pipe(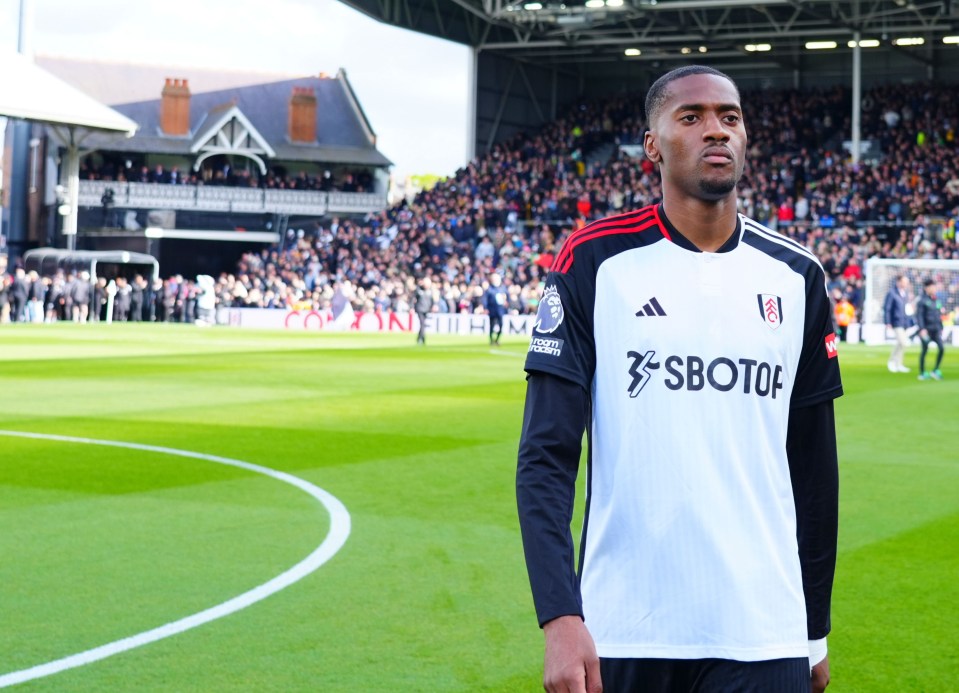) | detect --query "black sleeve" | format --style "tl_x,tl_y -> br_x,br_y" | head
786,398 -> 839,641
516,371 -> 590,627
524,269 -> 596,391
791,265 -> 843,409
